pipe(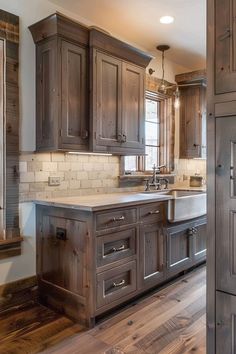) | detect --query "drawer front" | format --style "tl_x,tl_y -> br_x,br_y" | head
96,208 -> 137,231
97,228 -> 137,268
140,202 -> 165,224
96,261 -> 137,309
